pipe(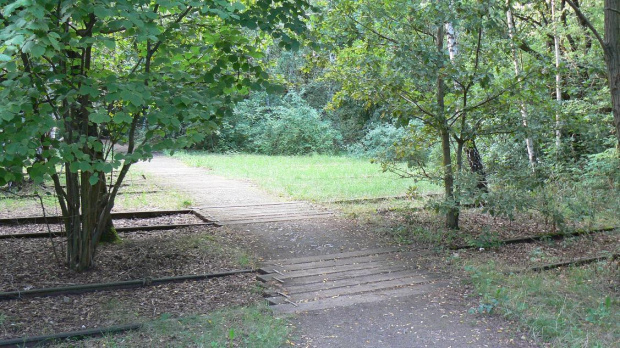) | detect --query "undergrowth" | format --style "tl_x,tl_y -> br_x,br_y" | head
53,305 -> 290,348
464,261 -> 619,347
